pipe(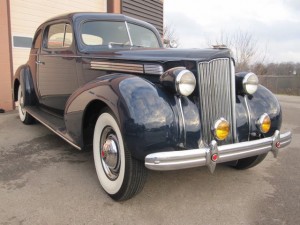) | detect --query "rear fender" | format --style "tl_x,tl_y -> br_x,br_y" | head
15,65 -> 38,106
